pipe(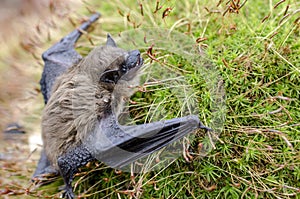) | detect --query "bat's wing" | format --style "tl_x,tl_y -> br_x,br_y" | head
40,13 -> 100,103
85,113 -> 211,170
